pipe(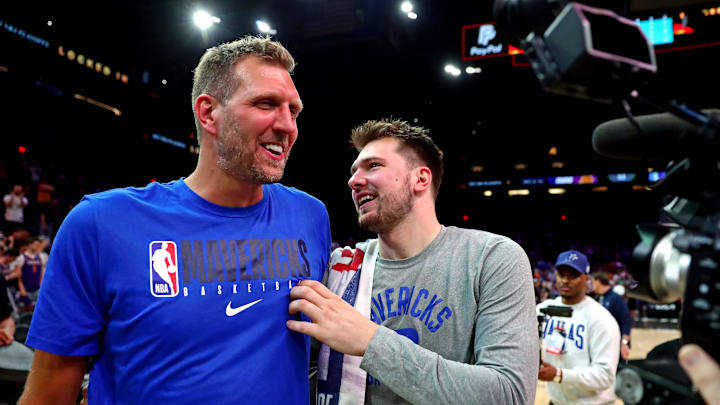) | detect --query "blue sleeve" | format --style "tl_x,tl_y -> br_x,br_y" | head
25,198 -> 106,356
613,295 -> 633,336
